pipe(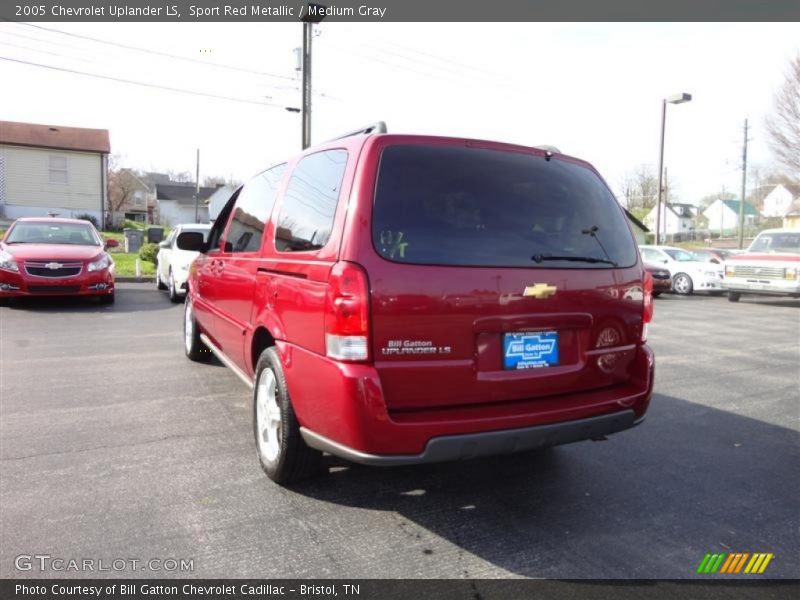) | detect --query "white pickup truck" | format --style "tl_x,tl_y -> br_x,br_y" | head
723,229 -> 800,302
